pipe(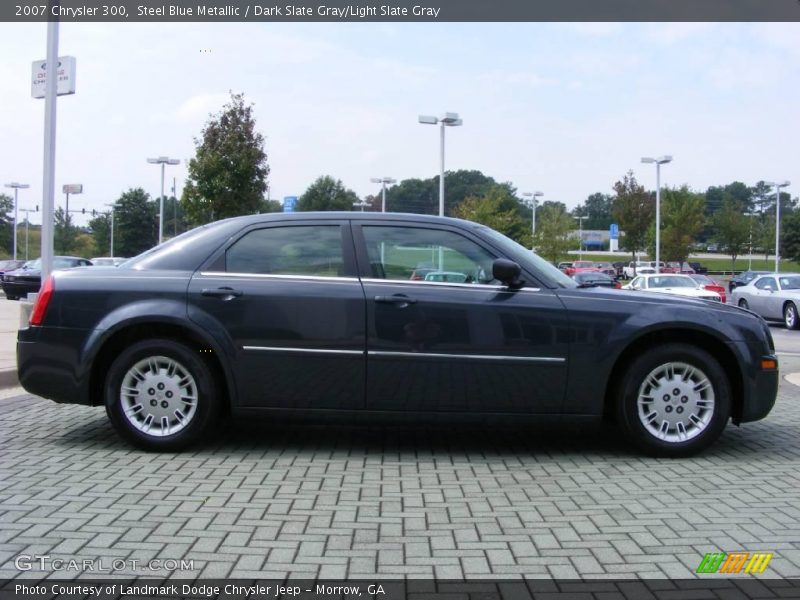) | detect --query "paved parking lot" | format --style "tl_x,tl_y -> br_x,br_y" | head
1,348 -> 799,581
